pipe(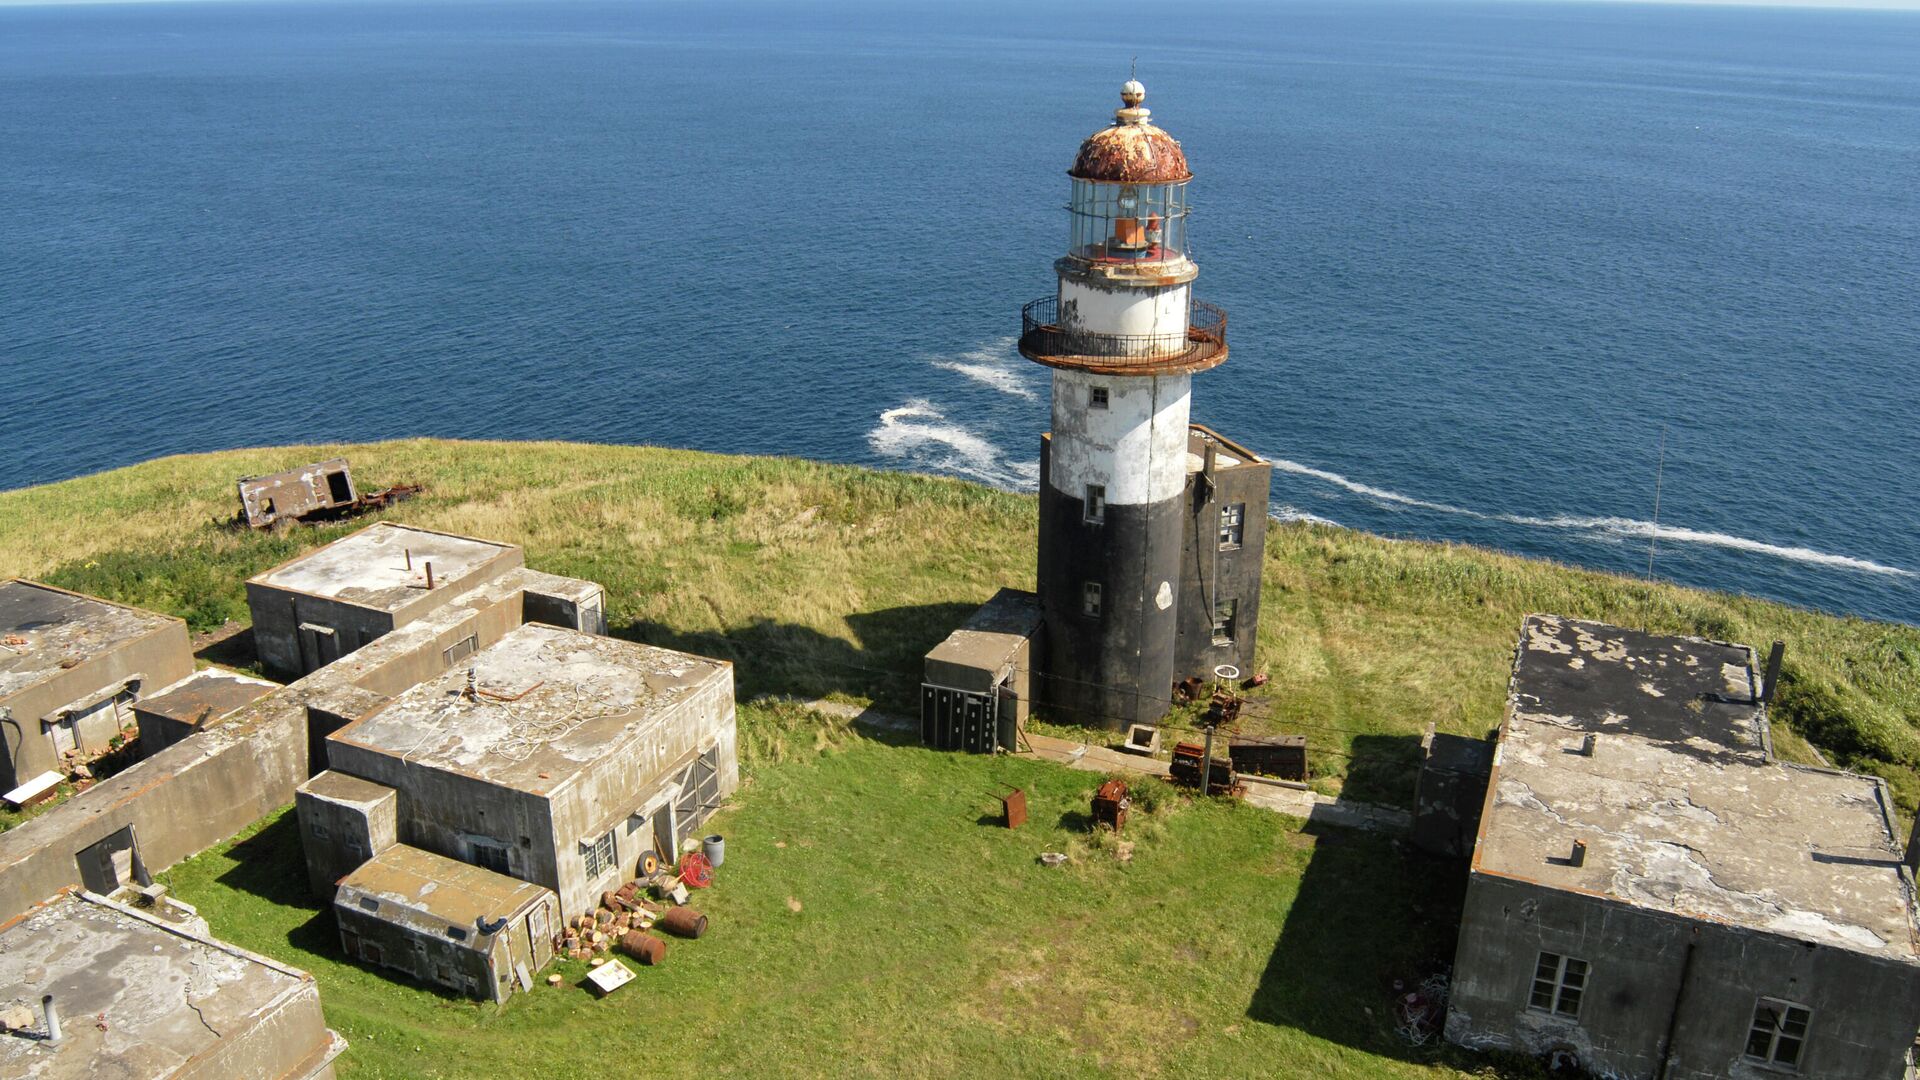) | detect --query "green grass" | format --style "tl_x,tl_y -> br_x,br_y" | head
163,702 -> 1500,1079
6,439 -> 1912,1077
2,438 -> 1912,814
